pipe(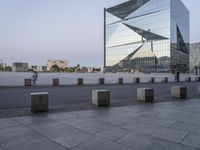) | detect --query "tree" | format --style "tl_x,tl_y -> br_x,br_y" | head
51,65 -> 61,72
64,67 -> 75,73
